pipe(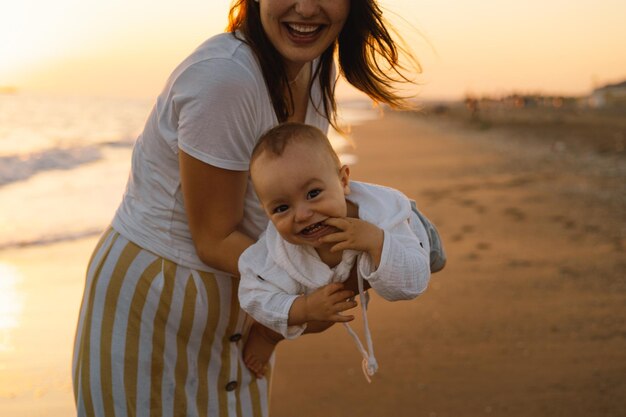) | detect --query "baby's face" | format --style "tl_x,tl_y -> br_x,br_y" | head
251,141 -> 350,248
